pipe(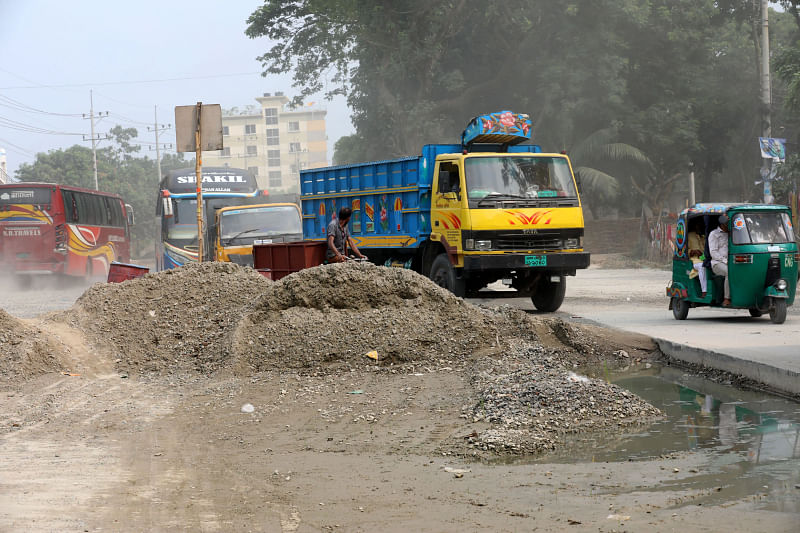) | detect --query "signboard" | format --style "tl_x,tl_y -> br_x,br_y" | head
758,137 -> 786,162
175,103 -> 223,152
